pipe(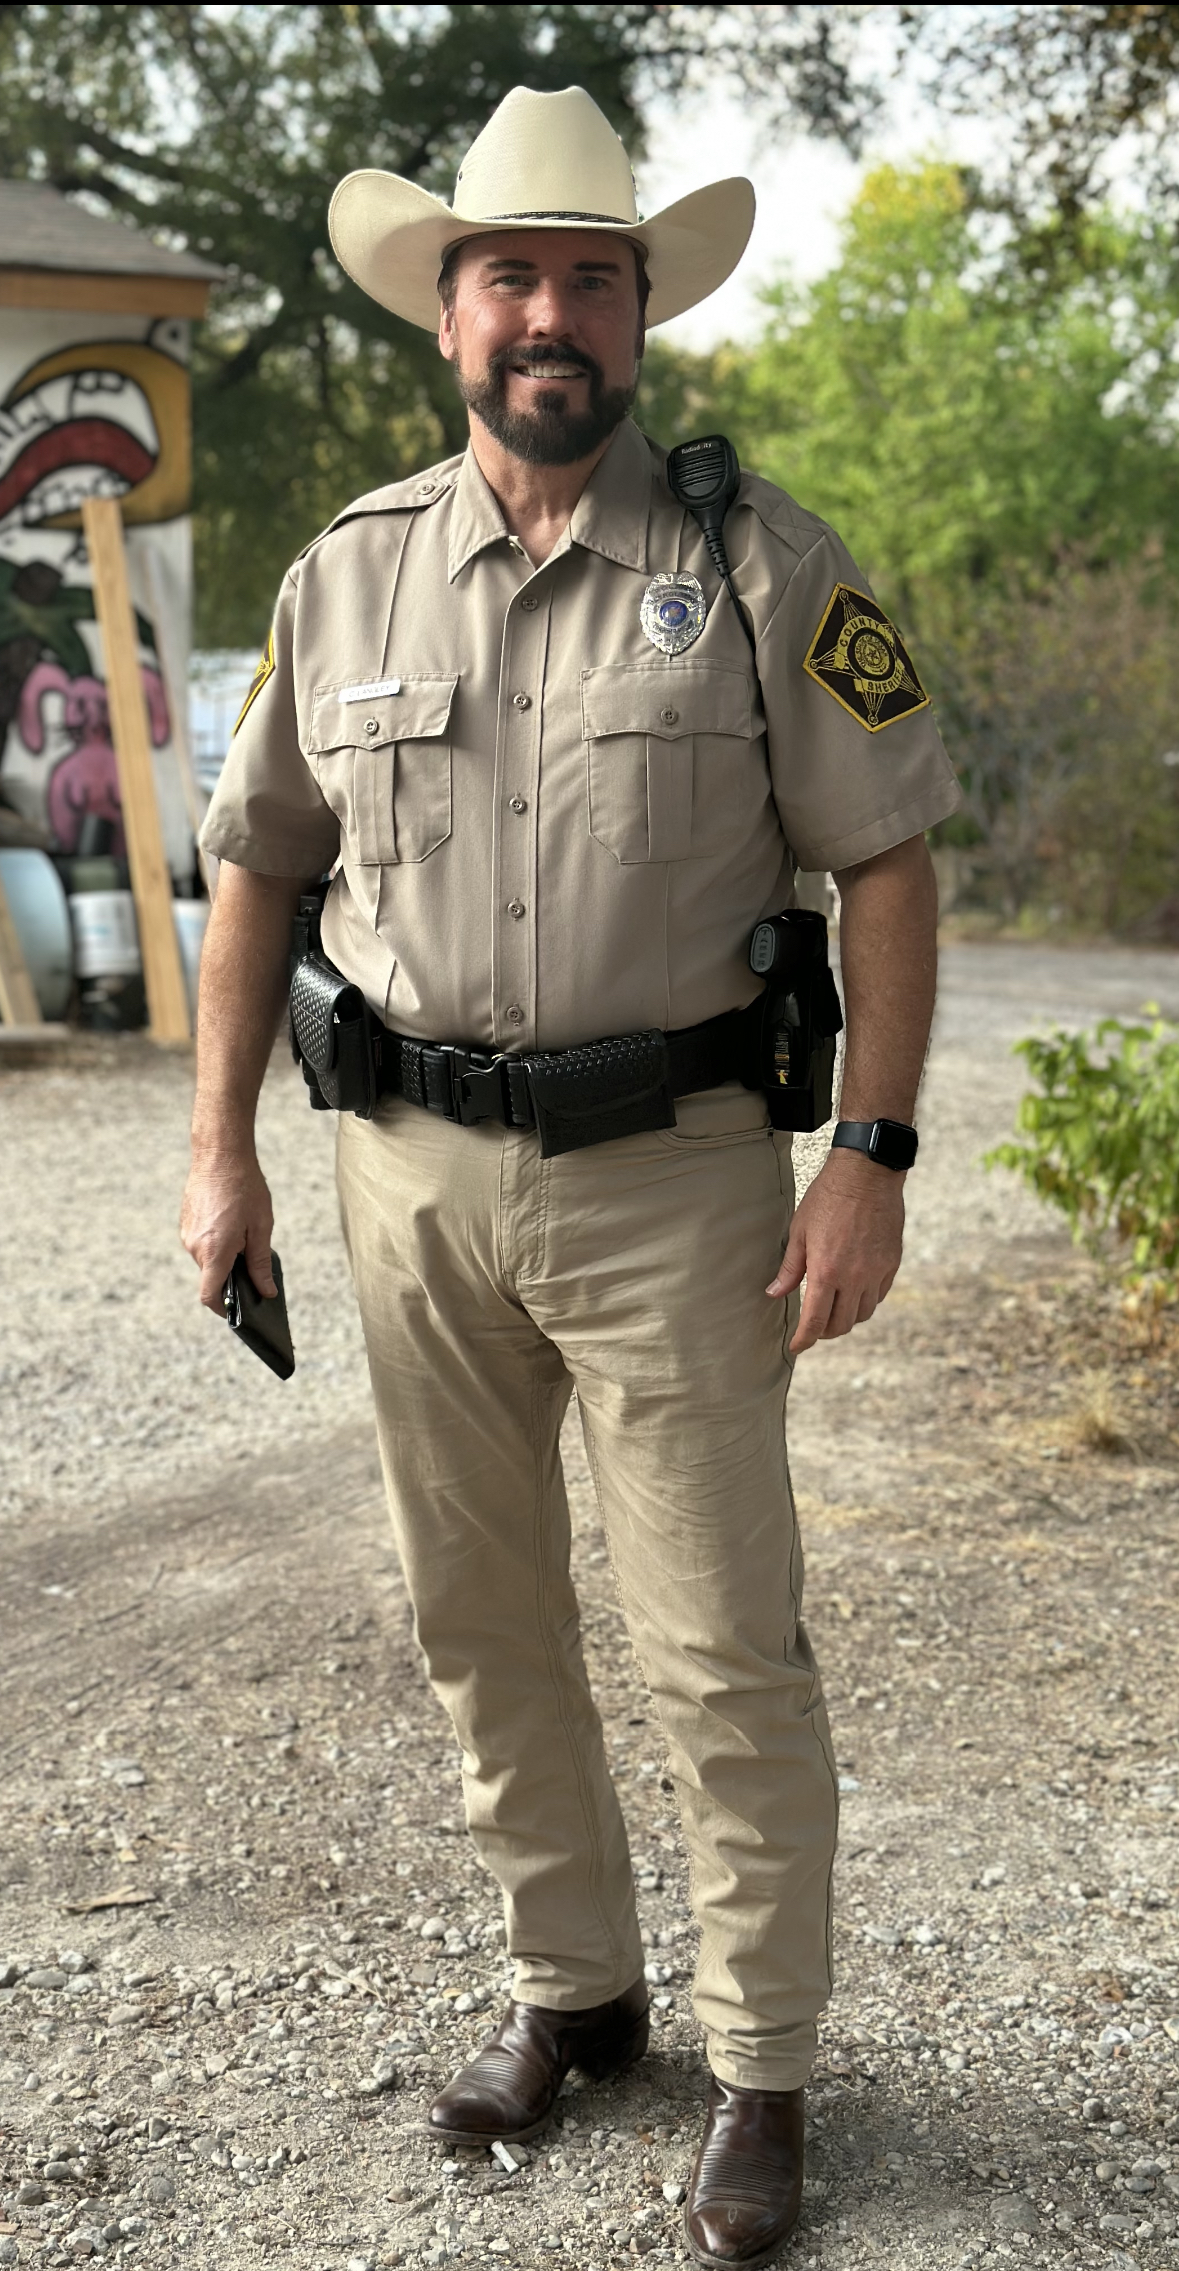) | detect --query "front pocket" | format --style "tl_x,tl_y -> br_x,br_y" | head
306,675 -> 457,865
582,661 -> 758,864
